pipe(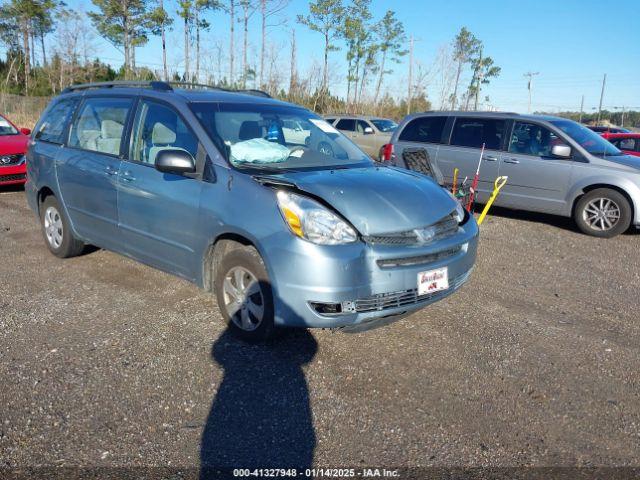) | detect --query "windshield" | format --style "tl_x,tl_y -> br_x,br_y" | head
370,118 -> 397,133
0,116 -> 18,136
550,119 -> 623,157
190,103 -> 373,171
